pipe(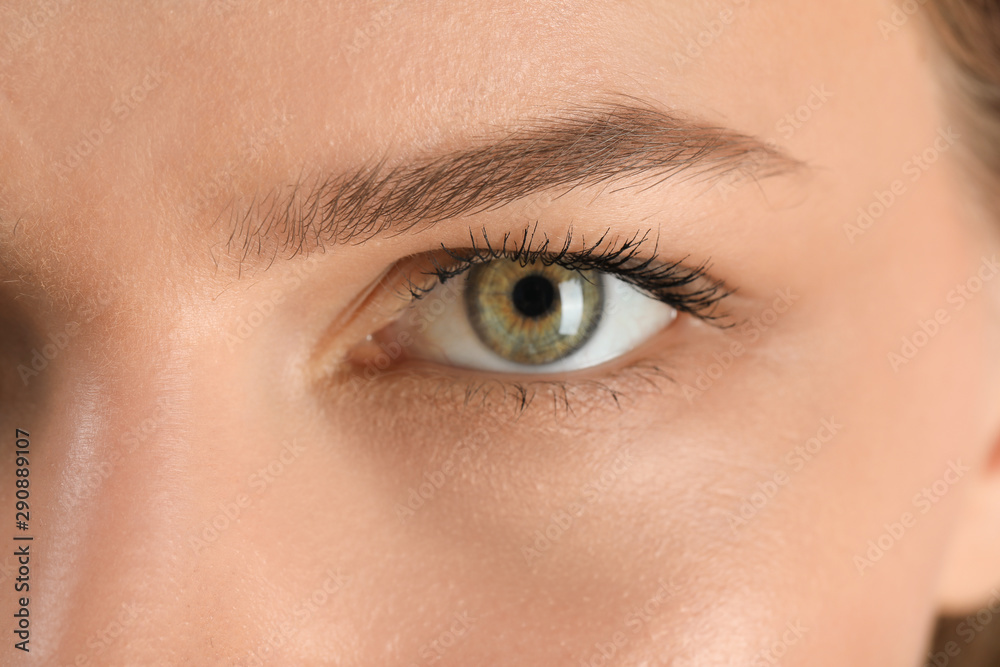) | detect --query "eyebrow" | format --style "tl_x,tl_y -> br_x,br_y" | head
225,99 -> 802,265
